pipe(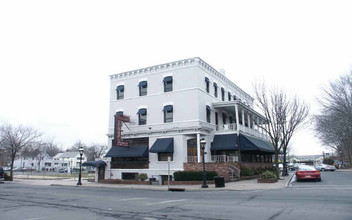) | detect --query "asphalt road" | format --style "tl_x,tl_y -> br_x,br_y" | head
0,171 -> 351,220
